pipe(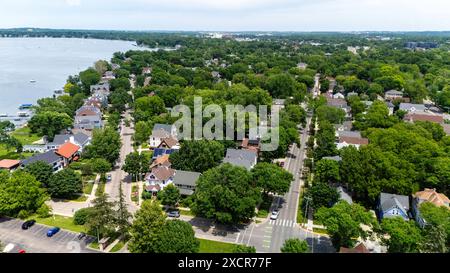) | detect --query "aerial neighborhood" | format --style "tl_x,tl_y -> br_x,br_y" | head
1,30 -> 450,255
